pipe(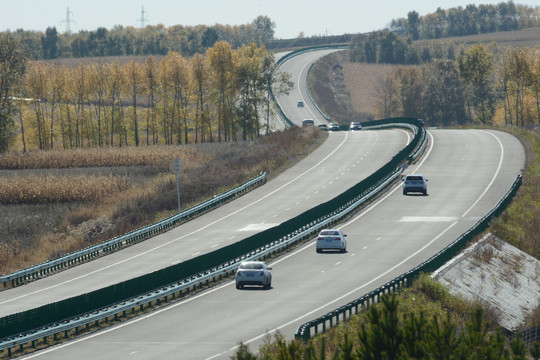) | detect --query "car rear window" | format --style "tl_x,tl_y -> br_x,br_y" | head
320,230 -> 339,236
406,176 -> 423,181
240,263 -> 263,270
